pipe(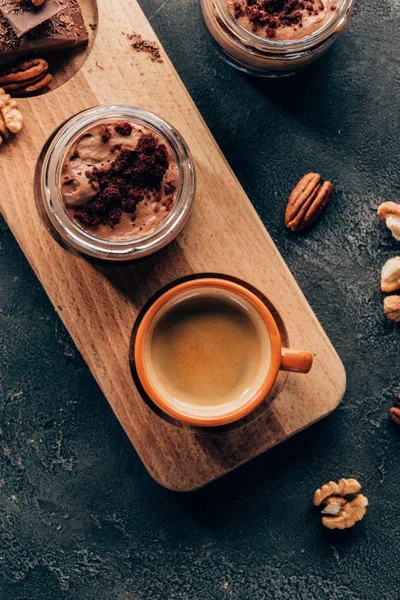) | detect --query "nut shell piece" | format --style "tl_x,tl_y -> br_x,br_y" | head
320,496 -> 347,516
381,257 -> 400,293
322,494 -> 369,530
